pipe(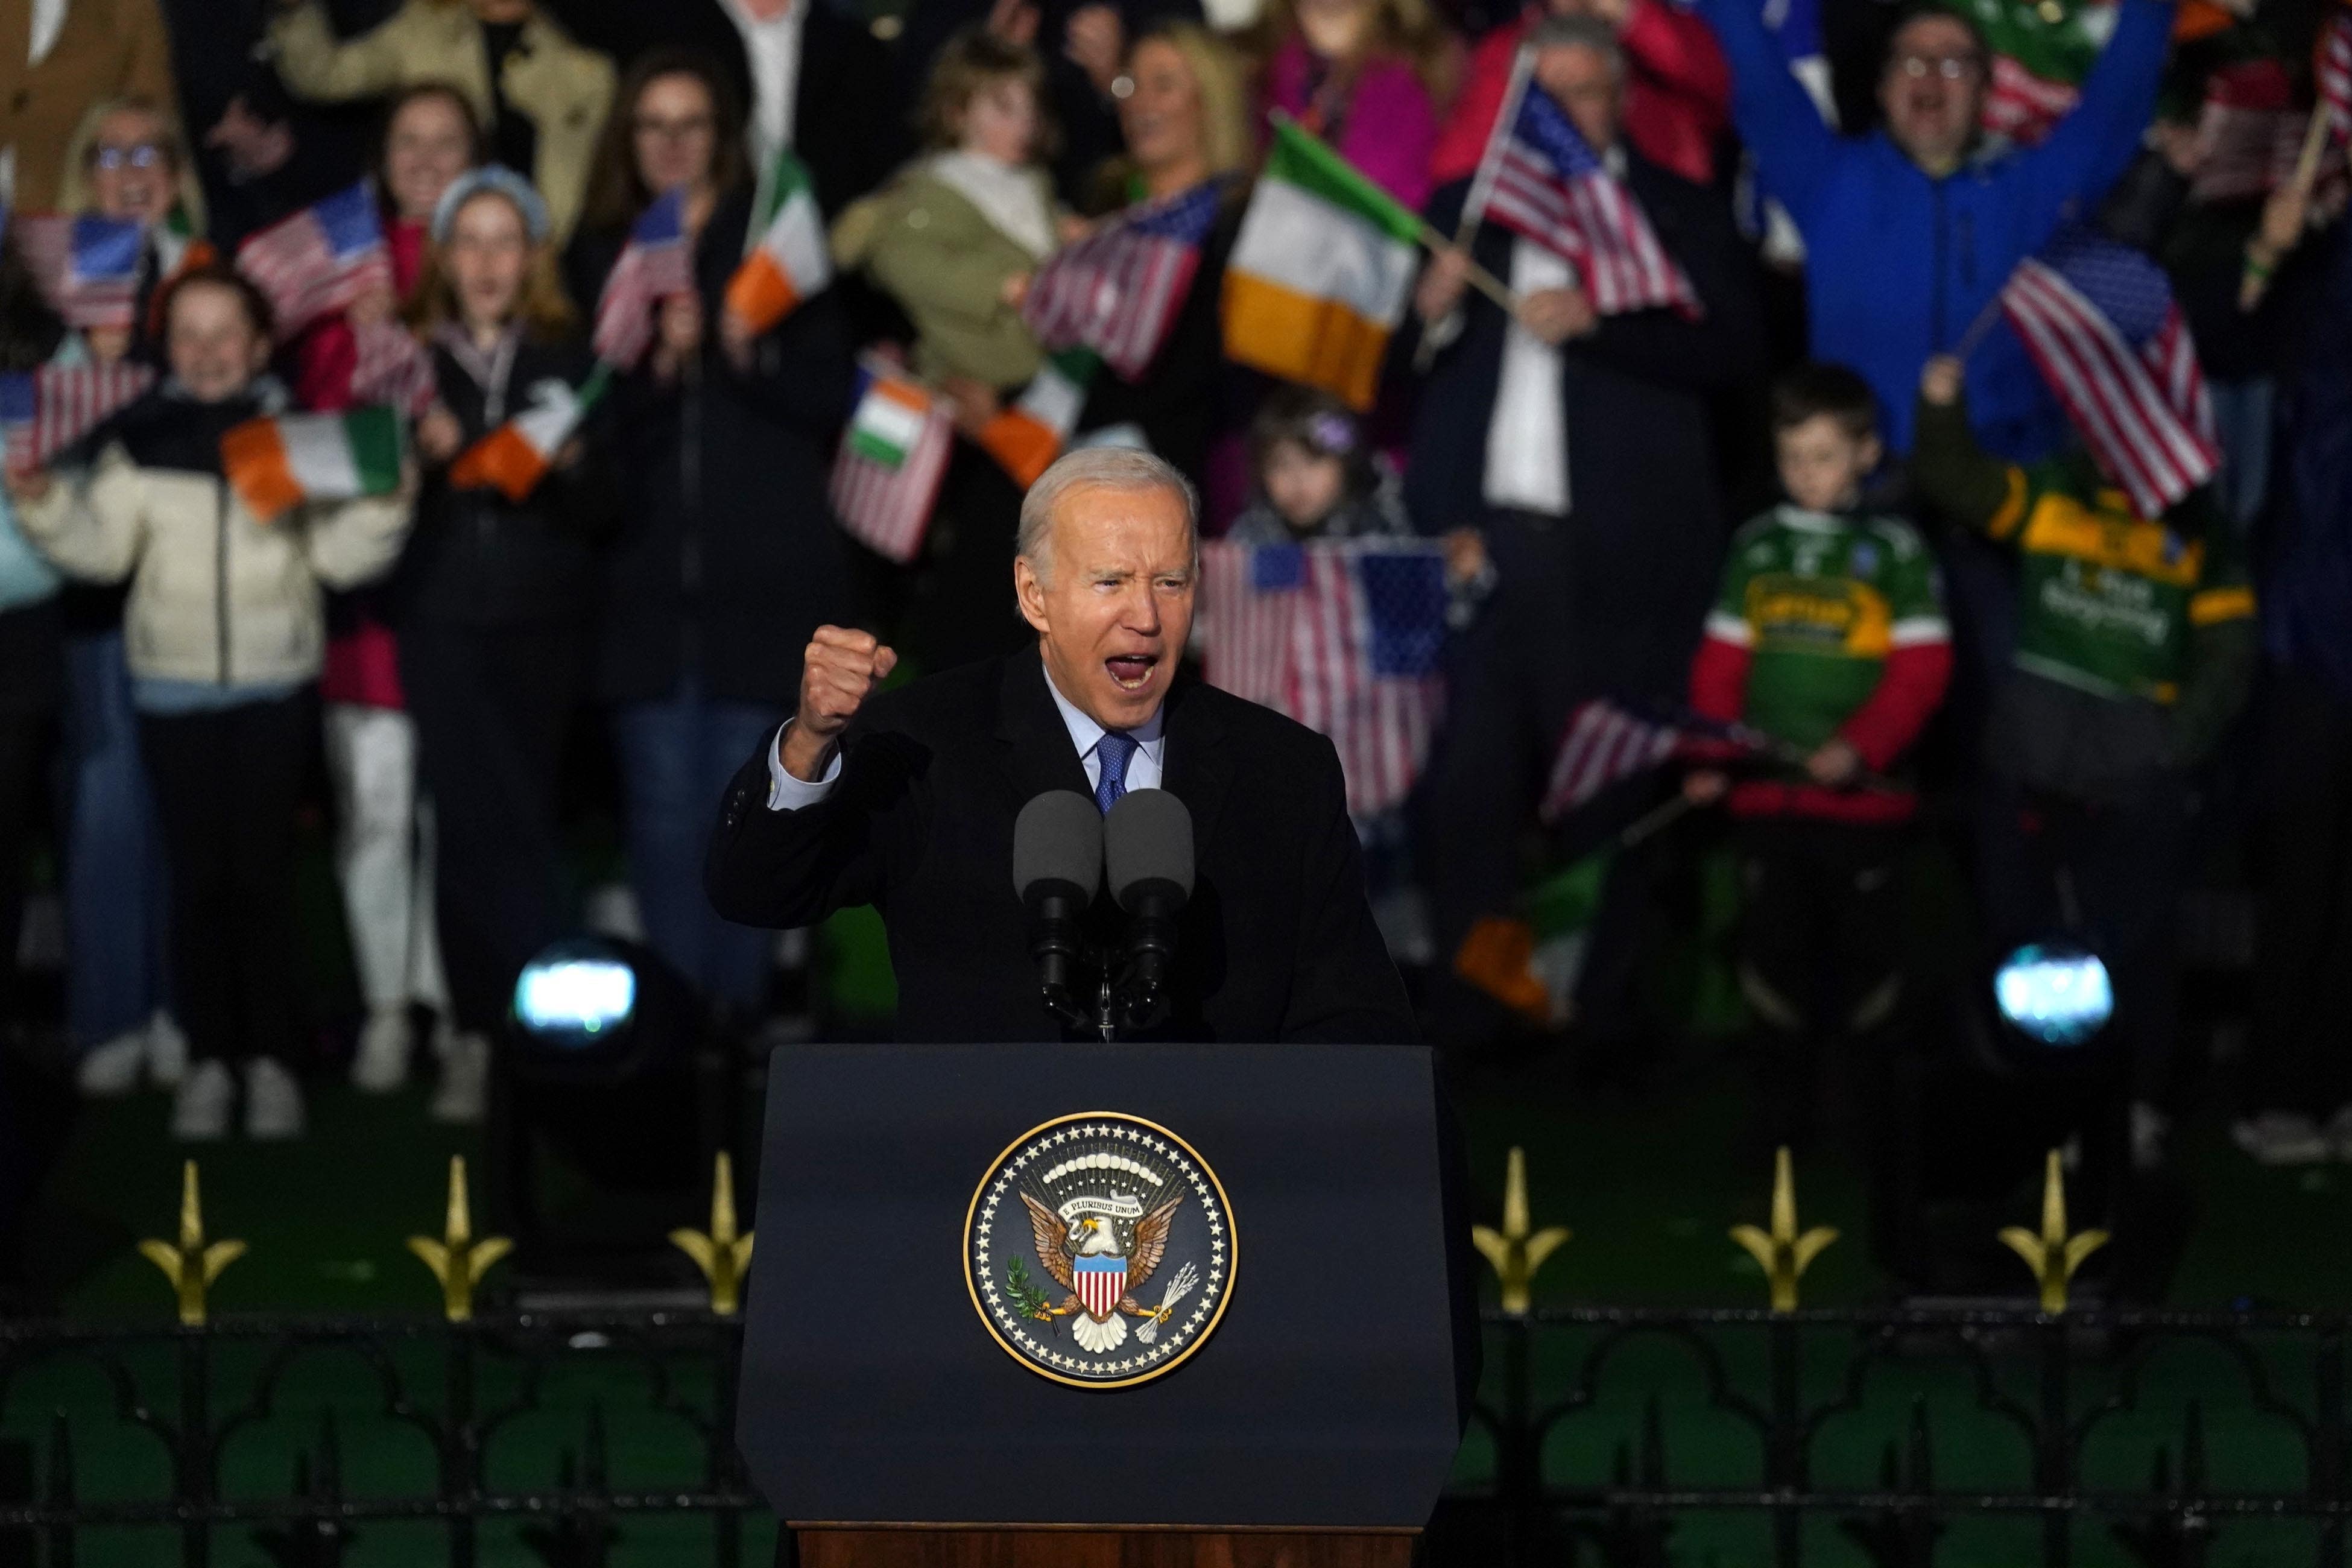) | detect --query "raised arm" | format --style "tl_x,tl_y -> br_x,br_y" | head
2012,0 -> 2173,236
1693,0 -> 1842,224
